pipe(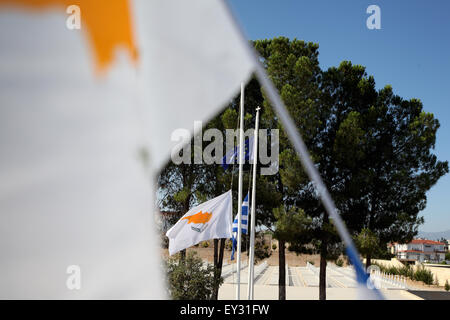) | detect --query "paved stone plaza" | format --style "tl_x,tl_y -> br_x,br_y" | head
218,262 -> 422,300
